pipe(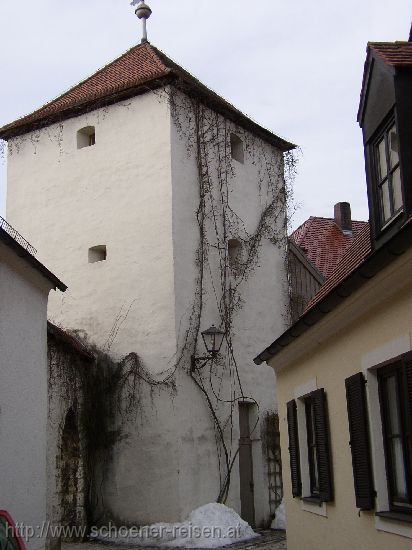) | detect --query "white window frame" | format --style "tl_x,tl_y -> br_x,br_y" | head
362,335 -> 412,540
